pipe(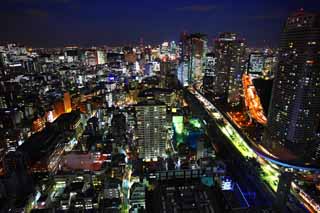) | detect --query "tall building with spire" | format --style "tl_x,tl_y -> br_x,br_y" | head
266,10 -> 320,158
